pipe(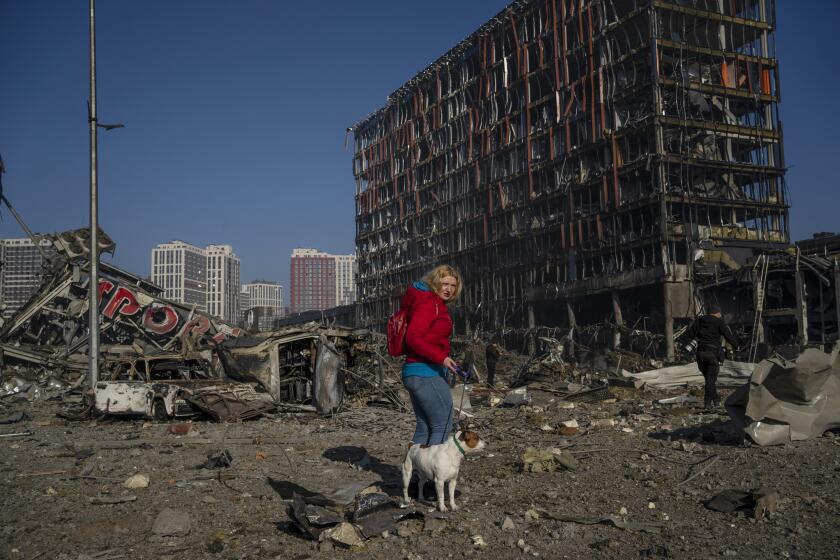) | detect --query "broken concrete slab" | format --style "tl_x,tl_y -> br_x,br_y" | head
152,508 -> 192,536
320,522 -> 363,548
